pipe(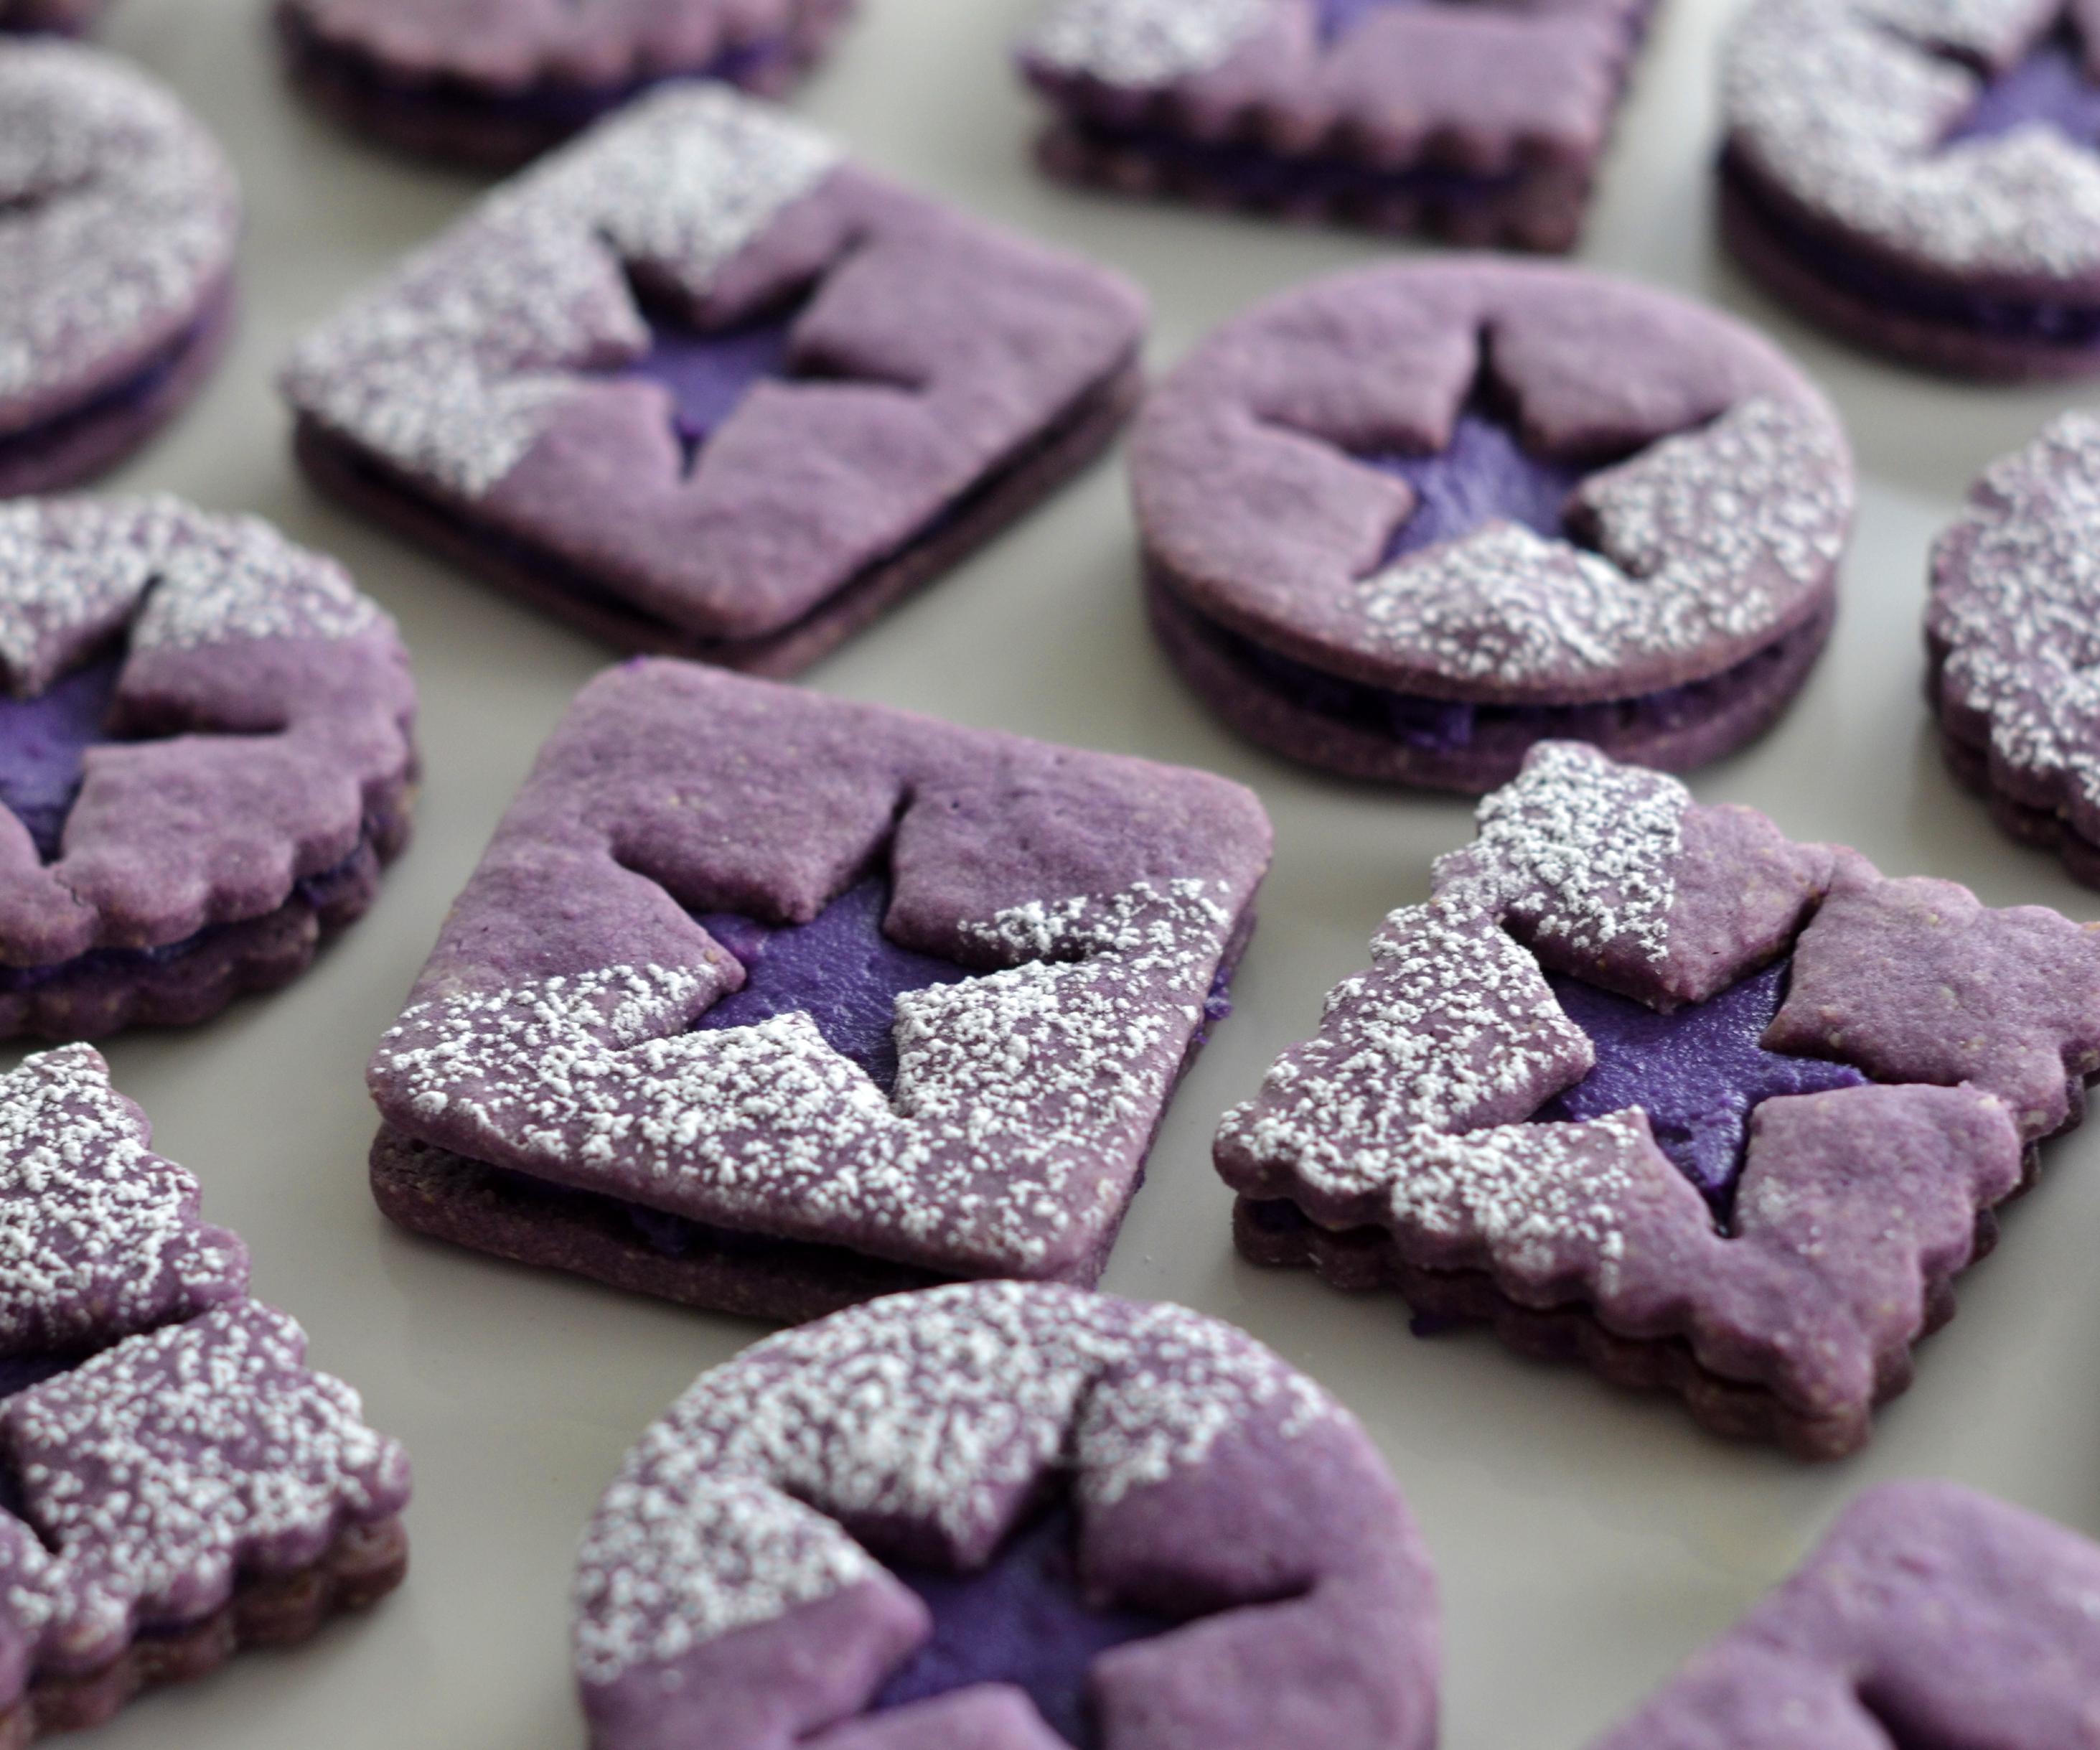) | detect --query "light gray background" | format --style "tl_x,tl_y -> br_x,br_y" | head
43,1 -> 2100,1744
